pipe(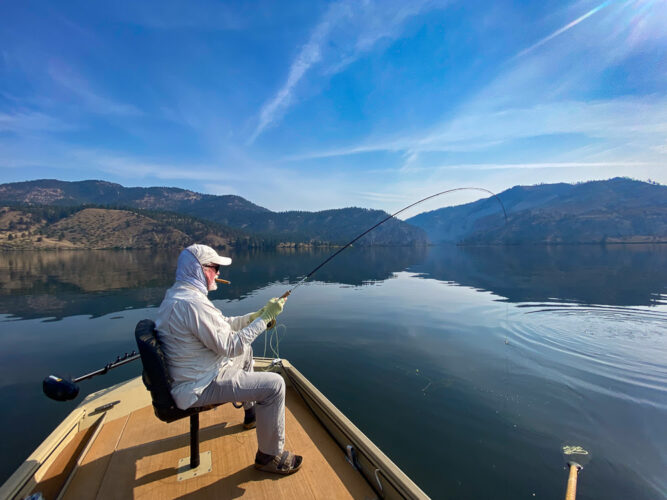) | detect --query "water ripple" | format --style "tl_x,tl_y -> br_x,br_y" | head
505,303 -> 667,408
